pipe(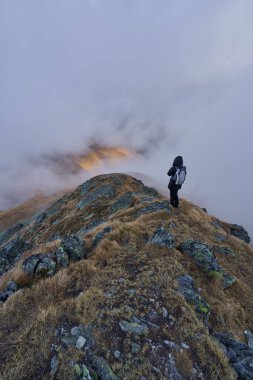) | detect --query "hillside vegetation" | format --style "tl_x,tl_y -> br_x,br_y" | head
0,173 -> 252,380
